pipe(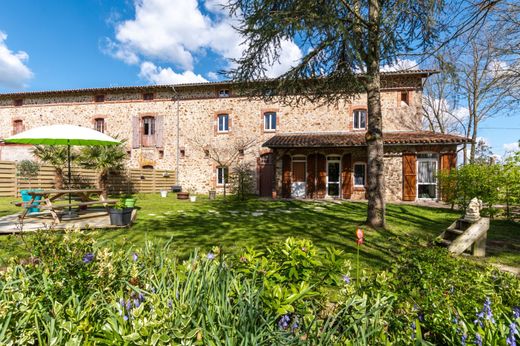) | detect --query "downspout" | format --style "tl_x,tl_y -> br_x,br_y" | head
172,87 -> 180,185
